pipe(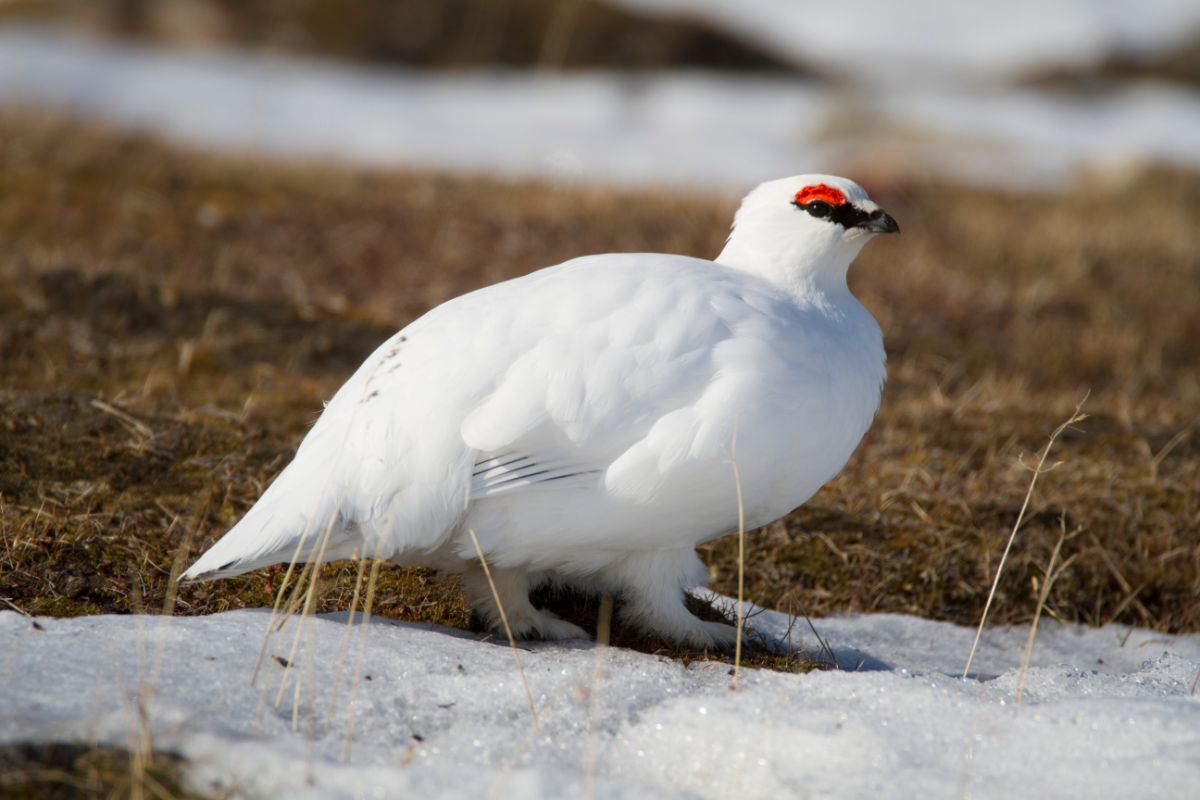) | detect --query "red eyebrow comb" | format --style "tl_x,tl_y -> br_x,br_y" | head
794,184 -> 847,206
